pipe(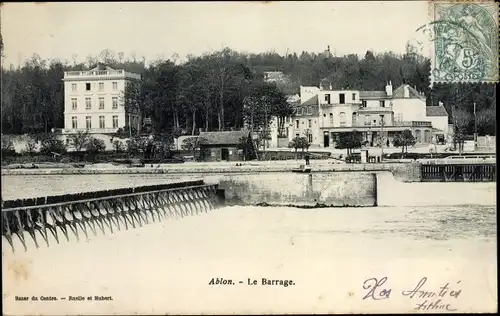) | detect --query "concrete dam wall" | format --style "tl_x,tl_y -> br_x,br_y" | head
218,173 -> 377,207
